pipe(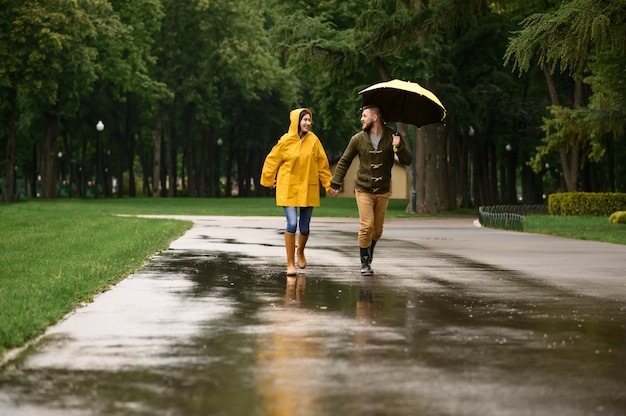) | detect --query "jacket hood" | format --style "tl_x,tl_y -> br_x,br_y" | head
288,108 -> 312,137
